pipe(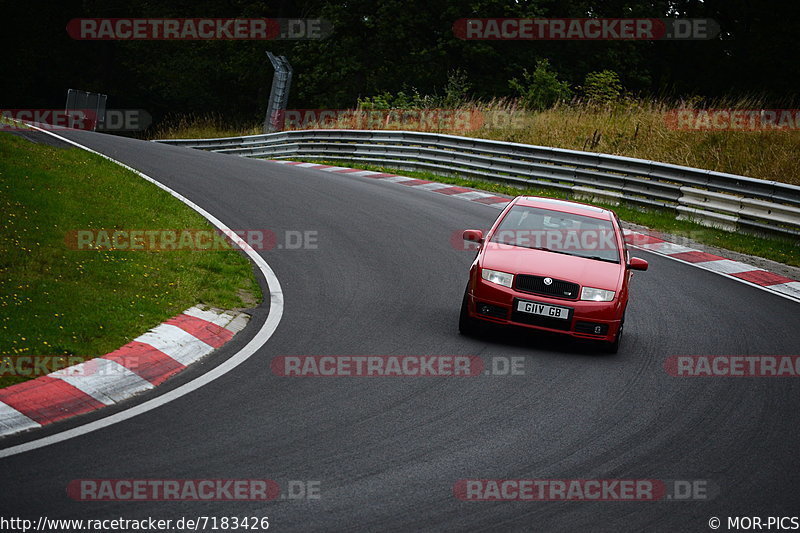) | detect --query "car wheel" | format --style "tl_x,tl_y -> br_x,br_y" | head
603,312 -> 625,354
458,287 -> 481,336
